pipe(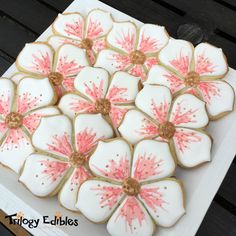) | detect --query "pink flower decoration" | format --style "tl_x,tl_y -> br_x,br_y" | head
119,85 -> 212,168
95,22 -> 169,81
19,114 -> 114,211
48,9 -> 113,65
0,77 -> 59,173
145,39 -> 234,119
59,66 -> 140,129
16,42 -> 89,98
77,139 -> 185,236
